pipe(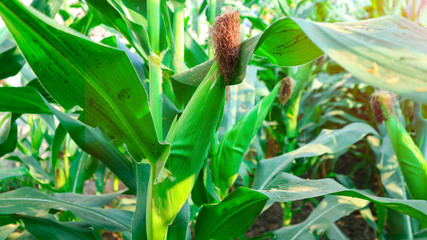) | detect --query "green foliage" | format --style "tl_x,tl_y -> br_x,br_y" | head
0,0 -> 426,239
